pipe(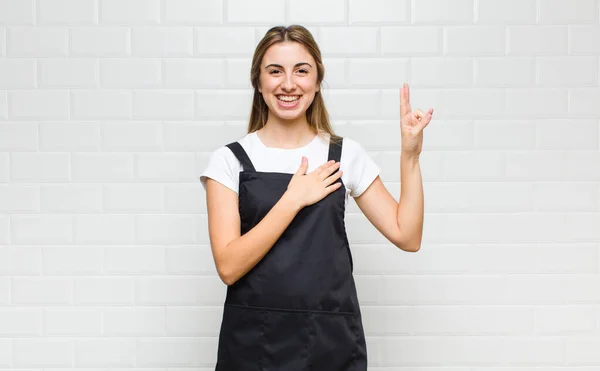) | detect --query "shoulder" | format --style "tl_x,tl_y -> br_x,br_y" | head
339,136 -> 368,159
